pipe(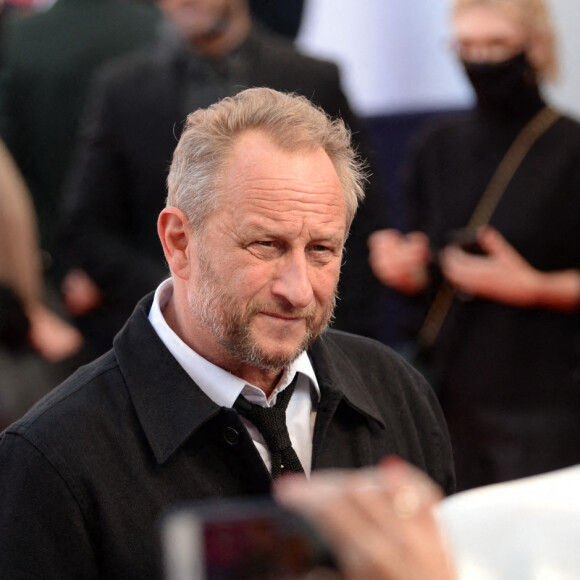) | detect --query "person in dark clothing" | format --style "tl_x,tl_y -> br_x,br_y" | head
60,0 -> 385,357
249,0 -> 305,39
0,139 -> 84,429
369,0 -> 580,491
0,88 -> 453,579
0,0 -> 161,287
